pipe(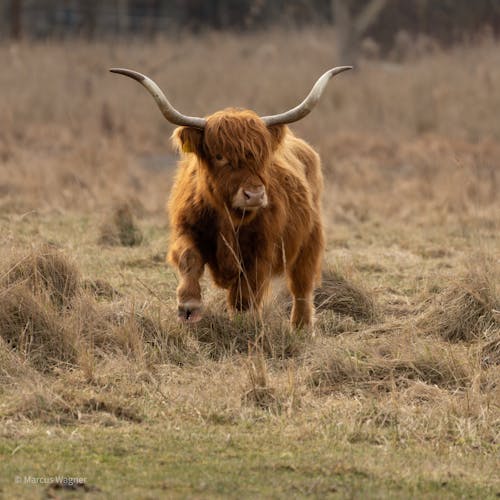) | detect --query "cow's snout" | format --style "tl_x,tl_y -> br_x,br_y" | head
243,186 -> 265,204
233,185 -> 268,210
